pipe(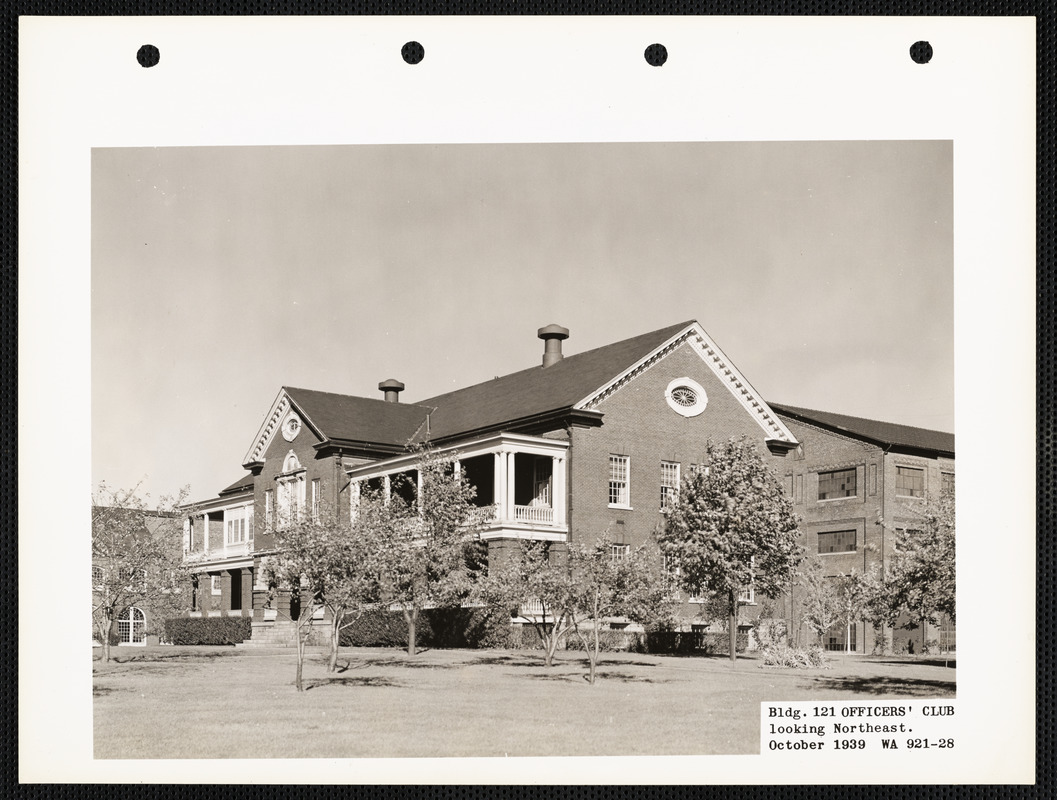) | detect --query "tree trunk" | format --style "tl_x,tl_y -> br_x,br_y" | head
101,616 -> 114,663
406,608 -> 417,657
729,591 -> 738,664
328,609 -> 342,673
295,627 -> 305,692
